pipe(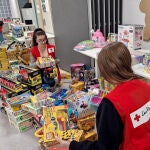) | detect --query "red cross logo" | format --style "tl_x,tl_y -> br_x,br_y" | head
134,114 -> 141,122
